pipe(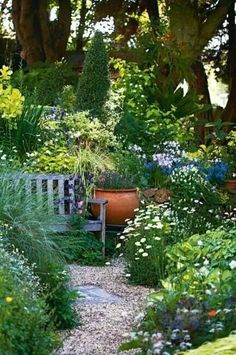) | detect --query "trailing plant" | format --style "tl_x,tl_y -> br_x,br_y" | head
77,31 -> 110,115
0,241 -> 60,354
